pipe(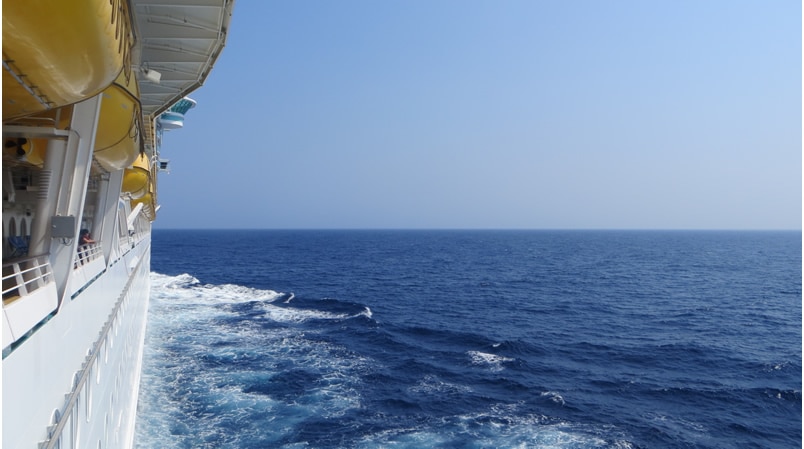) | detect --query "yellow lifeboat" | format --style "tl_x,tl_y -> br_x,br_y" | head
131,159 -> 158,221
122,154 -> 151,199
2,0 -> 133,120
93,70 -> 143,172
